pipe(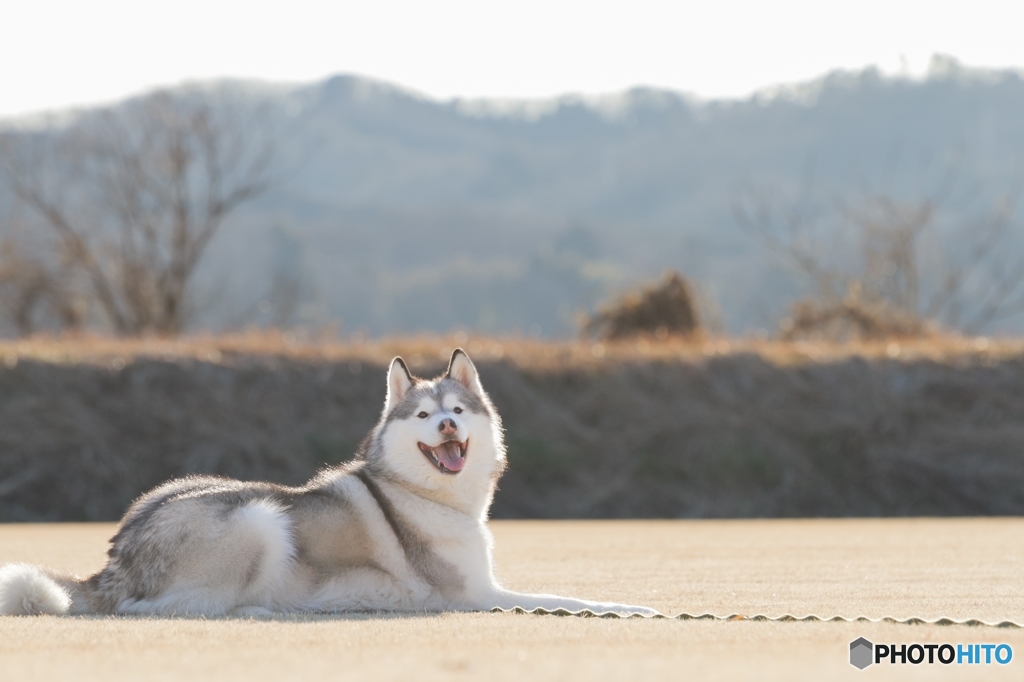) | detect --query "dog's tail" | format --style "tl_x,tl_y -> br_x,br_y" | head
0,563 -> 91,615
